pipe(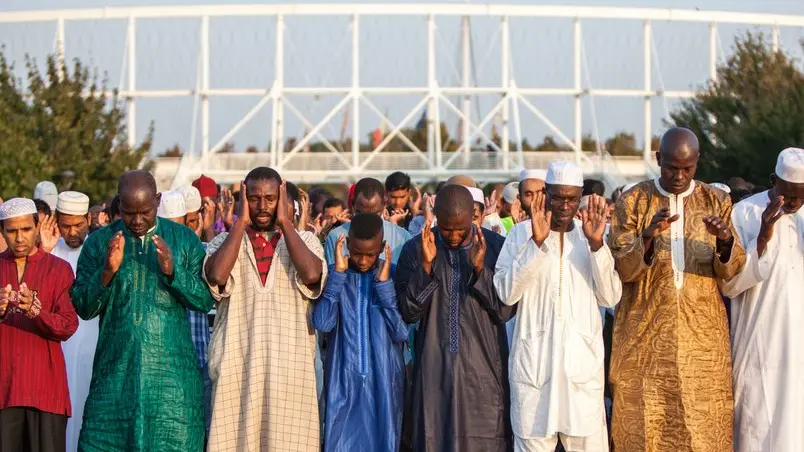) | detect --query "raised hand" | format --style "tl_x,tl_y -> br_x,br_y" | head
643,207 -> 680,239
423,194 -> 435,226
0,284 -> 10,317
511,199 -> 523,224
755,195 -> 784,257
275,182 -> 291,230
377,243 -> 392,282
298,191 -> 311,232
468,227 -> 487,275
411,186 -> 423,217
335,210 -> 352,224
484,189 -> 498,217
39,215 -> 60,252
152,235 -> 174,277
421,219 -> 437,275
218,188 -> 235,229
105,232 -> 125,274
17,283 -> 39,318
581,194 -> 607,251
703,216 -> 733,242
334,234 -> 349,273
98,211 -> 110,226
530,191 -> 552,247
388,208 -> 409,225
235,181 -> 250,226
